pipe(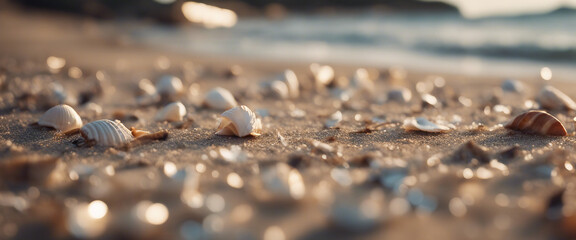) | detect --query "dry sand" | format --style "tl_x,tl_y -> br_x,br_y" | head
2,7 -> 576,240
